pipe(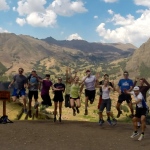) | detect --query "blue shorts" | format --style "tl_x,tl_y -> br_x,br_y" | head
12,88 -> 26,97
